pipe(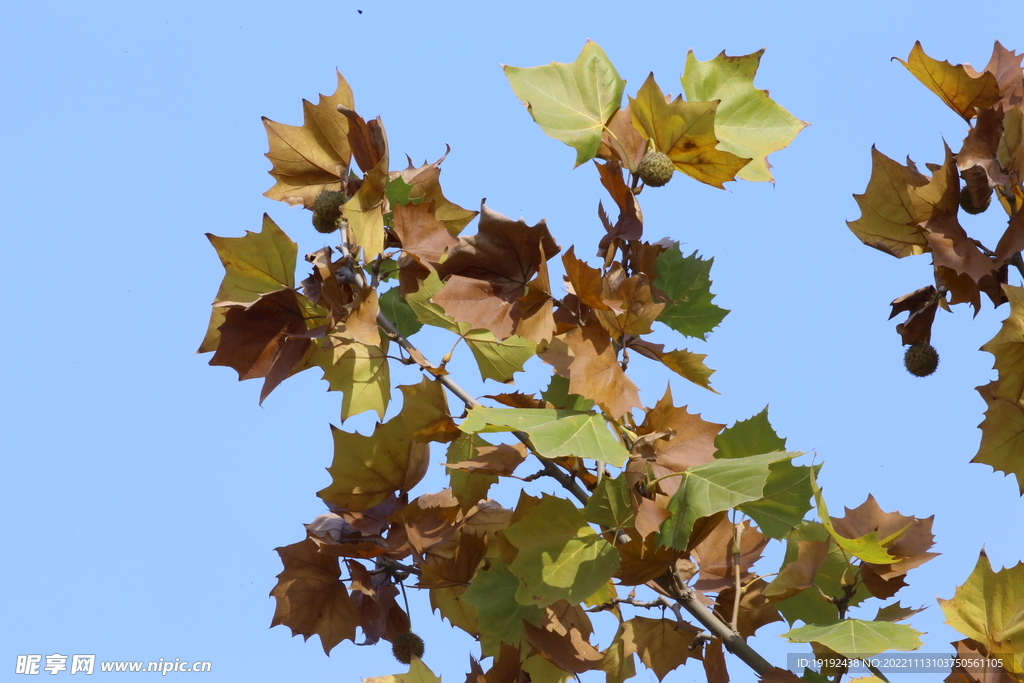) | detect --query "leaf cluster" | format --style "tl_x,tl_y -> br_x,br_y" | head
199,41 -> 1024,683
